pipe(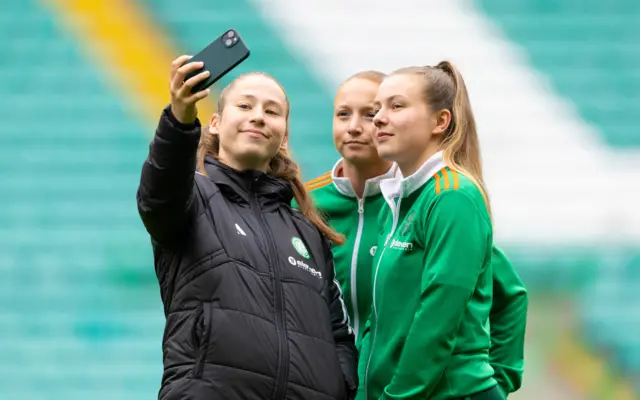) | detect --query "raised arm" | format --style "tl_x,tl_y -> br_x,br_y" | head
136,55 -> 212,245
490,246 -> 528,397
